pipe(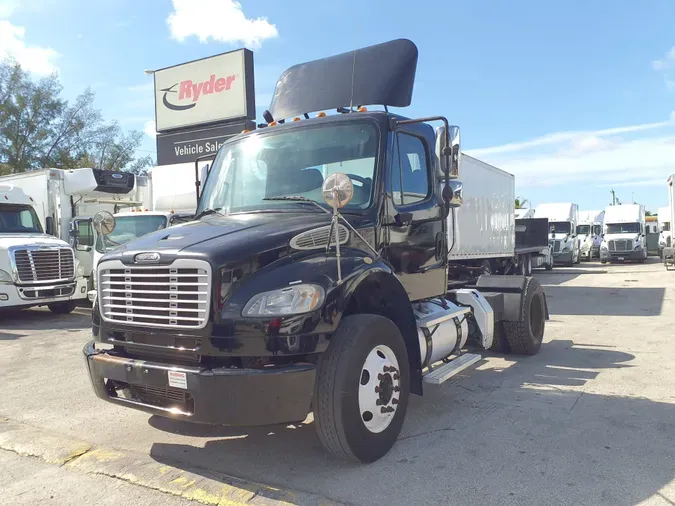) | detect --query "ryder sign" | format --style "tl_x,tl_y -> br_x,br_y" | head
153,49 -> 255,132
